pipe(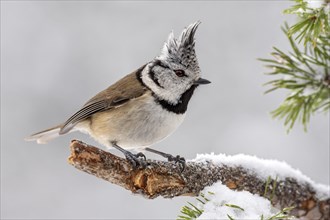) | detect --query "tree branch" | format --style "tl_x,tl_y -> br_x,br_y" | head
68,140 -> 330,219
